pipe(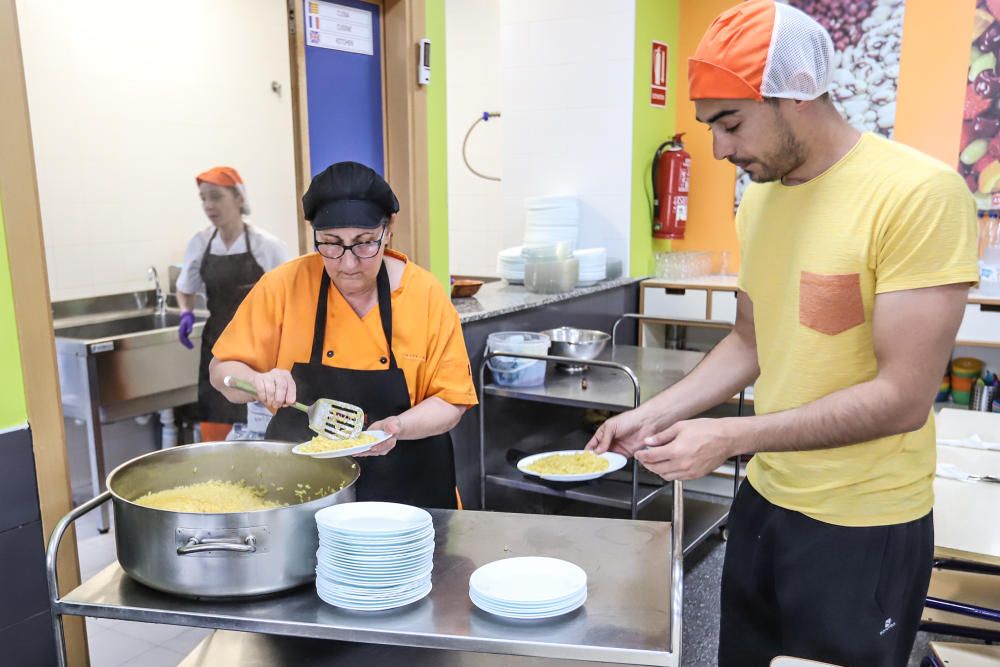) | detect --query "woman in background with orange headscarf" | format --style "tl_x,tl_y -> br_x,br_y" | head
176,166 -> 290,441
